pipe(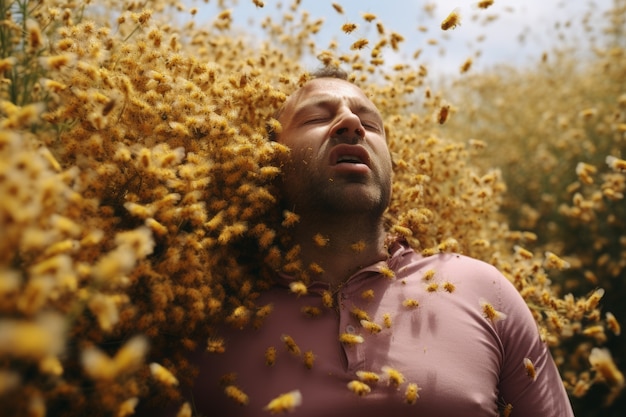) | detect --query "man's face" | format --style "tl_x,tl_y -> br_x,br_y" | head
275,78 -> 393,218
